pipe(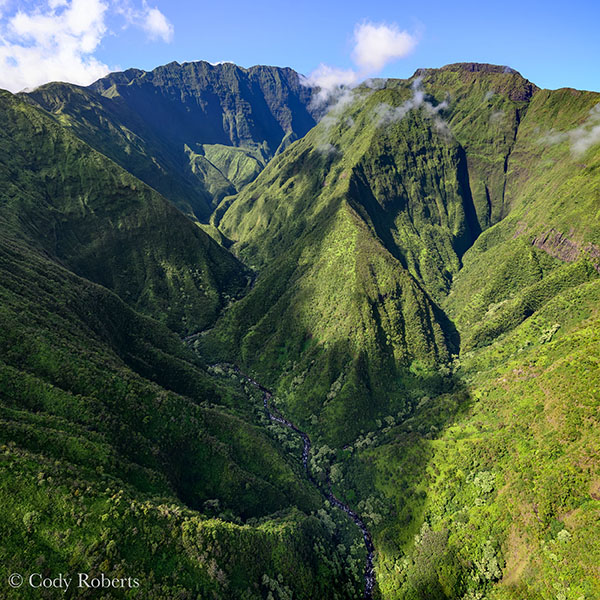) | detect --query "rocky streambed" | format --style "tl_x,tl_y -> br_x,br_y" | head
220,364 -> 376,599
